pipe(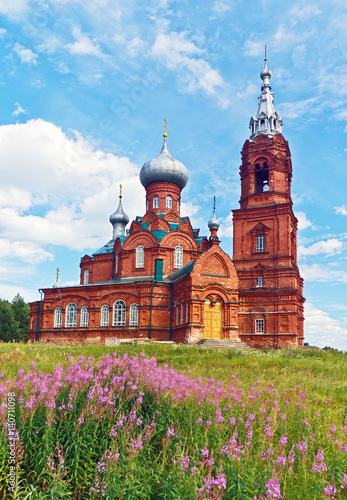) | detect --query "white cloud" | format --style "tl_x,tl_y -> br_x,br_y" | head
304,302 -> 347,350
279,97 -> 318,119
289,4 -> 322,25
0,238 -> 53,264
243,39 -> 264,57
300,263 -> 347,283
335,205 -> 347,216
295,211 -> 313,231
0,28 -> 7,36
13,43 -> 38,65
67,27 -> 103,57
151,30 -> 225,97
12,102 -> 26,116
127,37 -> 147,57
218,212 -> 233,238
298,238 -> 343,258
0,119 -> 143,255
0,0 -> 28,18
